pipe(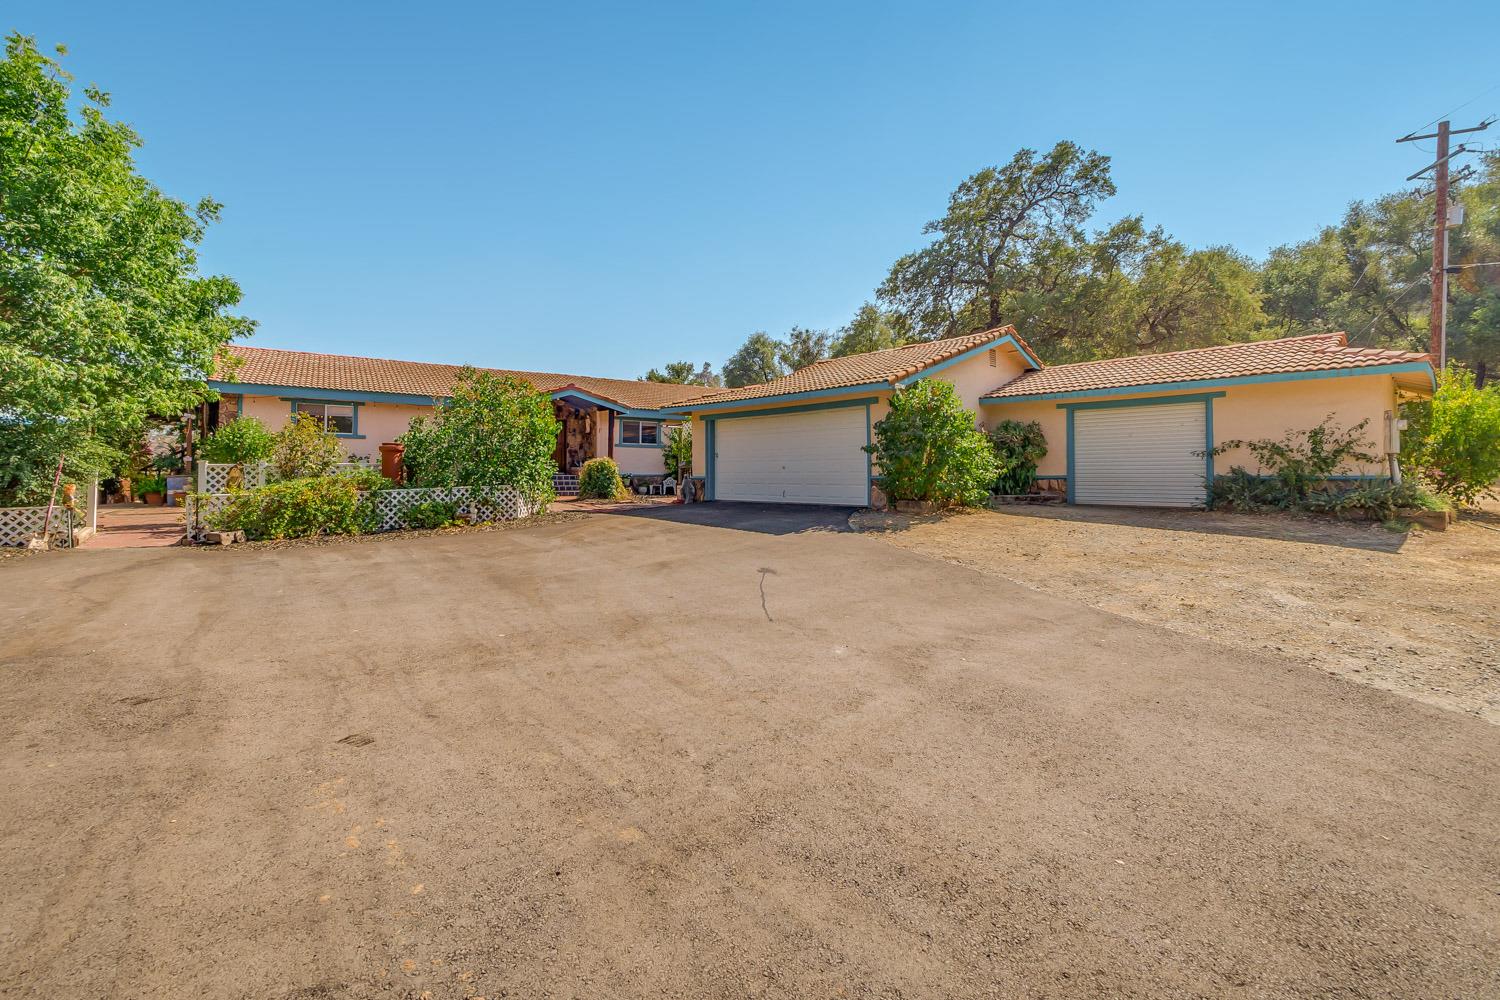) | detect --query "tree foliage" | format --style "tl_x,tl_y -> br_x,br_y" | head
643,361 -> 720,386
865,379 -> 998,507
777,327 -> 831,371
722,332 -> 786,387
397,369 -> 557,507
271,413 -> 344,480
0,34 -> 252,503
662,424 -> 691,479
1401,366 -> 1500,505
199,416 -> 274,466
831,303 -> 913,357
